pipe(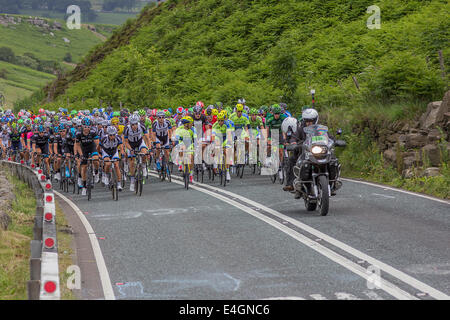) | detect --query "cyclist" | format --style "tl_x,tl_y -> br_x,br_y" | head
74,118 -> 100,196
211,111 -> 234,182
173,116 -> 196,182
265,104 -> 288,177
123,114 -> 150,192
152,110 -> 172,172
31,125 -> 51,178
9,122 -> 24,161
100,126 -> 124,191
